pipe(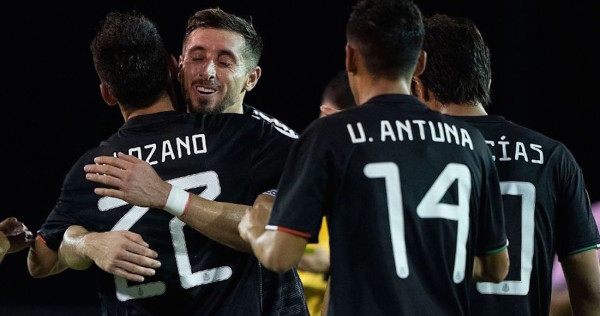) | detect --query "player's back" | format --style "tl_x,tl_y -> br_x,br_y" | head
296,95 -> 506,315
456,115 -> 600,315
41,110 -> 300,315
